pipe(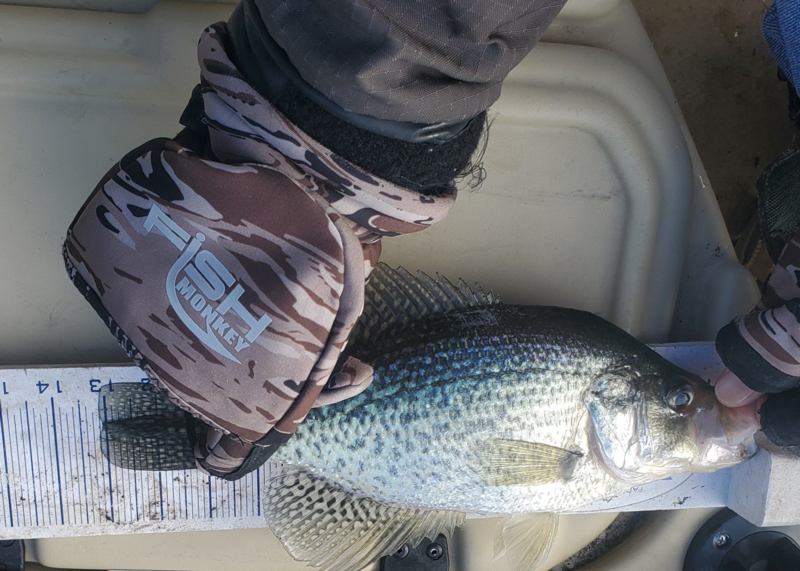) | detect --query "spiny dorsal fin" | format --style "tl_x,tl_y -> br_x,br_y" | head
477,439 -> 582,487
263,463 -> 464,571
494,513 -> 559,571
352,263 -> 500,345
